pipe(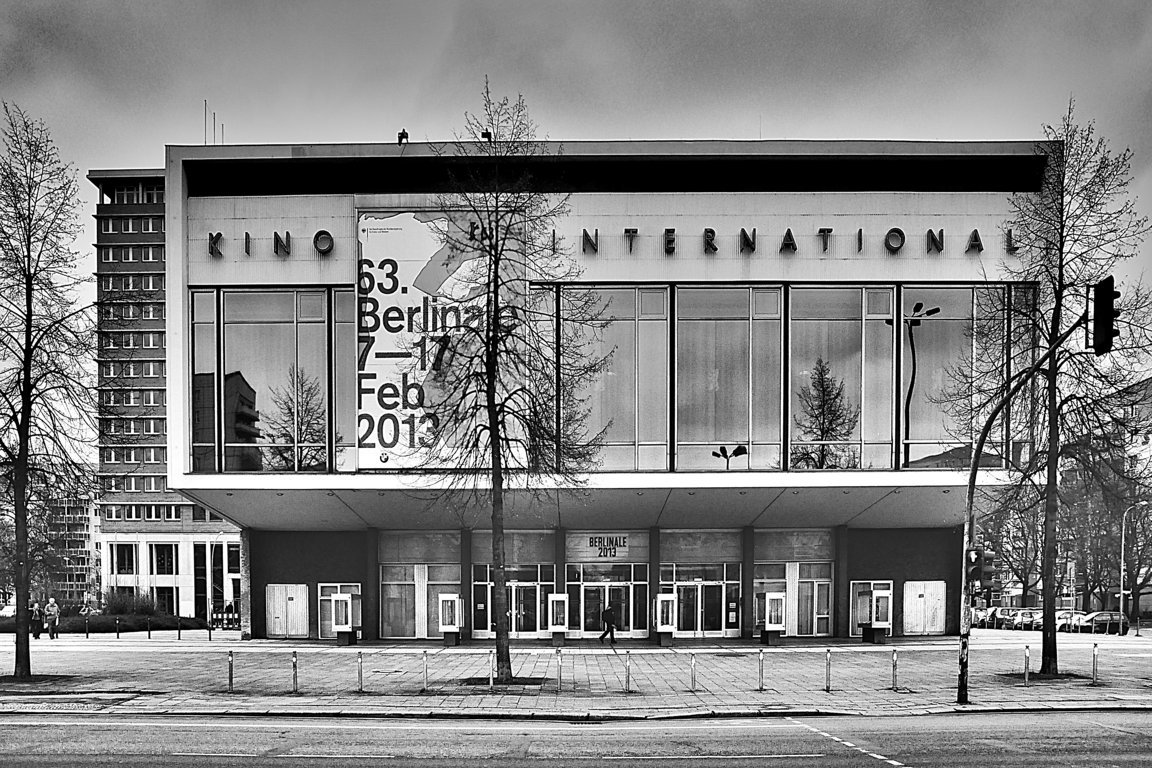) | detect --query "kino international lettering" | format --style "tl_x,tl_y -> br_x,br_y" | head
579,226 -> 1018,256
